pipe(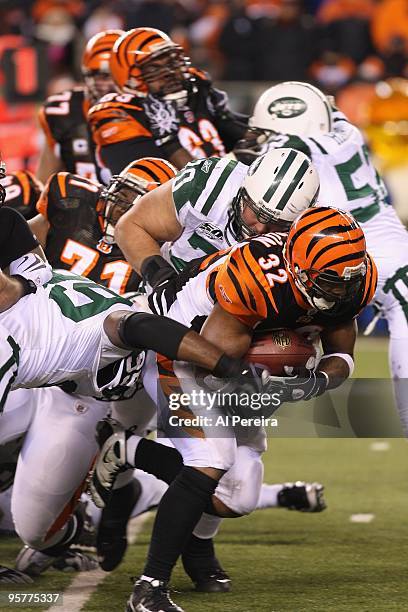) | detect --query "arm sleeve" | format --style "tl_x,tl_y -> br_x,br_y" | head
0,208 -> 39,268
